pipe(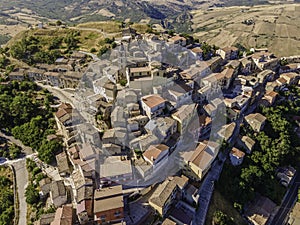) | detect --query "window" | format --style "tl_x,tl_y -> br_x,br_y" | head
114,210 -> 121,217
100,215 -> 106,222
